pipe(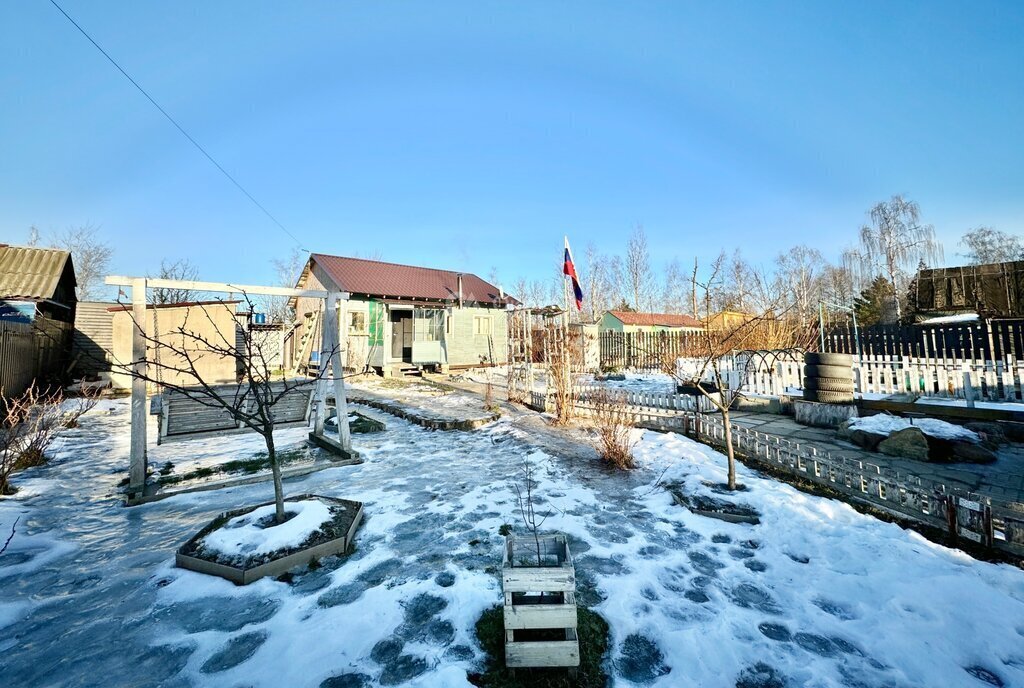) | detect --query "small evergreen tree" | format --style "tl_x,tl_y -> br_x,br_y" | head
854,276 -> 896,327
